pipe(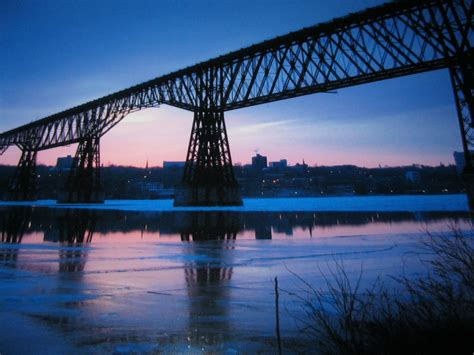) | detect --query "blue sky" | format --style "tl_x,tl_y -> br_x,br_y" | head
0,0 -> 462,167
